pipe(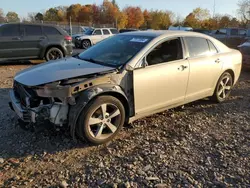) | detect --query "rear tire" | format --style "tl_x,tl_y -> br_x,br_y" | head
211,72 -> 233,103
76,96 -> 125,145
45,47 -> 64,61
